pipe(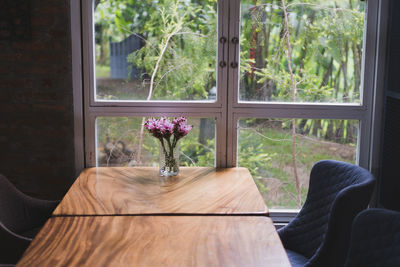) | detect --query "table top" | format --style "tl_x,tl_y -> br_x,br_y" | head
53,167 -> 268,216
17,216 -> 290,267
